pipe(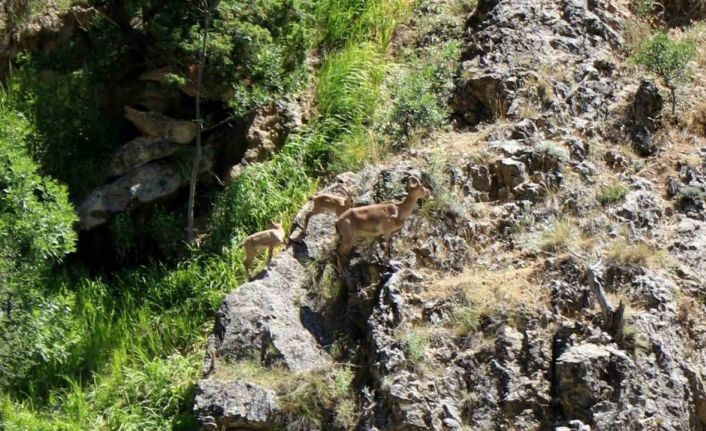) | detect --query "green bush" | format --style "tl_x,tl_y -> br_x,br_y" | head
634,32 -> 697,115
0,92 -> 78,391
